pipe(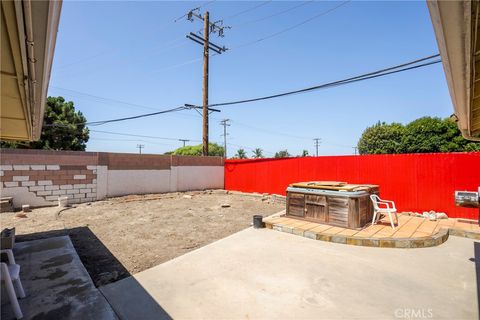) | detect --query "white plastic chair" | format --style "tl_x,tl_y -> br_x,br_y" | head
0,249 -> 25,319
370,194 -> 399,229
